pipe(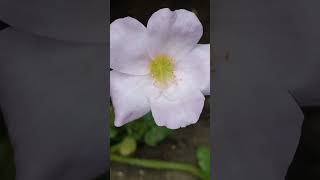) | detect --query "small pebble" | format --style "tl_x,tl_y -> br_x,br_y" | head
171,144 -> 176,150
139,169 -> 145,176
116,171 -> 124,178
